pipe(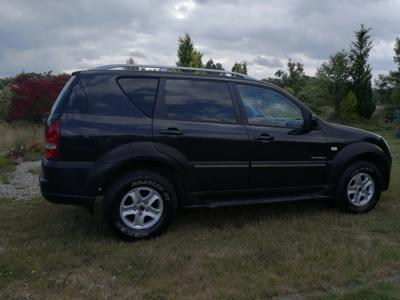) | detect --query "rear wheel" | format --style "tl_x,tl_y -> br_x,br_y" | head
335,161 -> 381,213
104,170 -> 176,240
